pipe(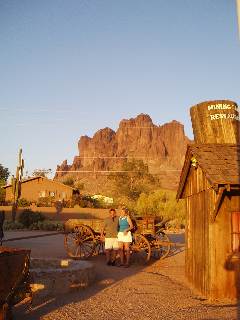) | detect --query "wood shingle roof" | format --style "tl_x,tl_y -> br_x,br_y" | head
177,144 -> 240,199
